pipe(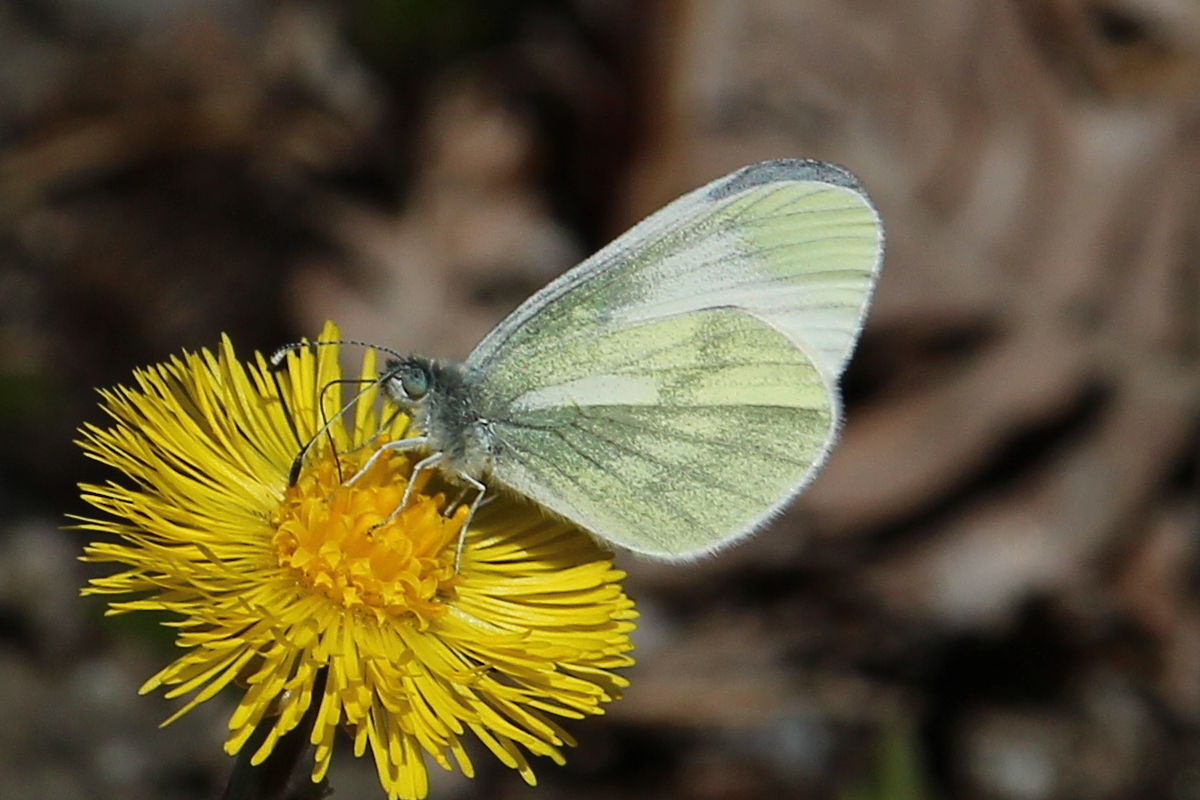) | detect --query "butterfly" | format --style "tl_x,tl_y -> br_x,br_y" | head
296,159 -> 882,560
